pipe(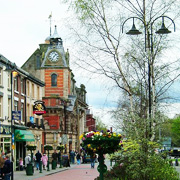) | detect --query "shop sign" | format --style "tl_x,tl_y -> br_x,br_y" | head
33,101 -> 46,115
12,145 -> 15,150
0,125 -> 11,135
12,111 -> 21,120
